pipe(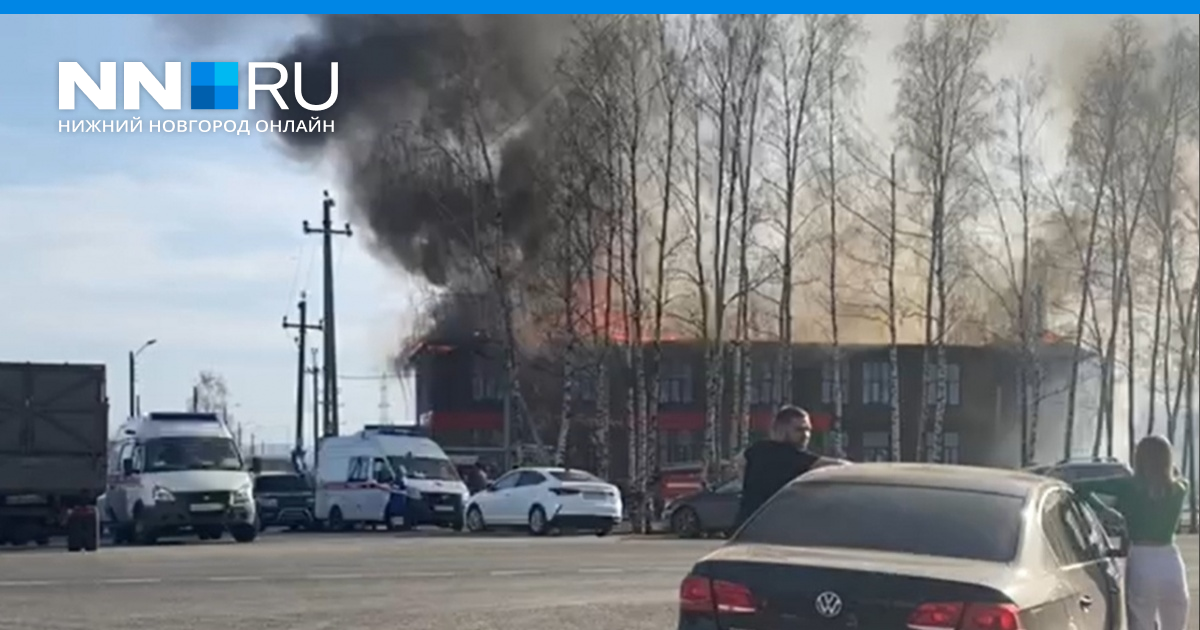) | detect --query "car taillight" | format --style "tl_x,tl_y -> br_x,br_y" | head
907,602 -> 1022,630
550,488 -> 580,496
679,575 -> 756,615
